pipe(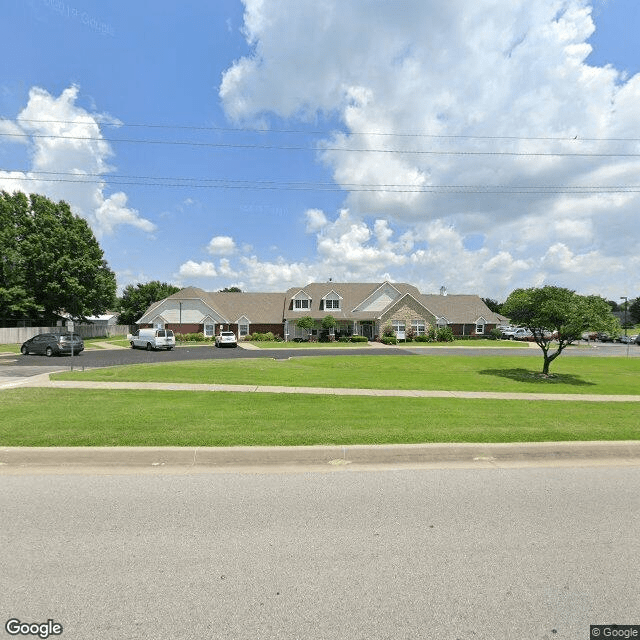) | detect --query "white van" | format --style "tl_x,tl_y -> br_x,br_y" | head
130,328 -> 175,351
